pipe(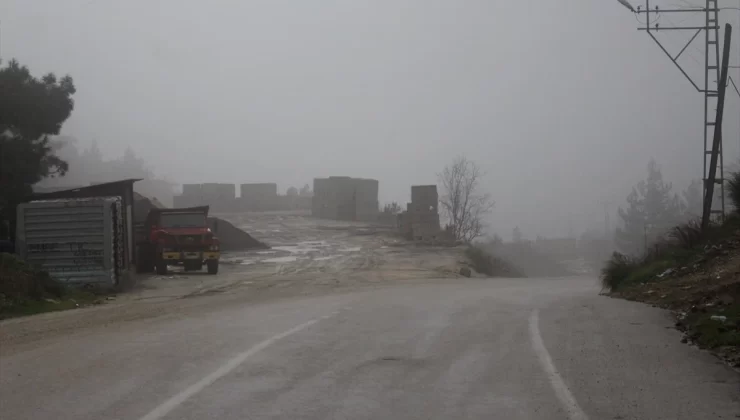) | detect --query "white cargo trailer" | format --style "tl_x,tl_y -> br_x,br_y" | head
16,197 -> 125,286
